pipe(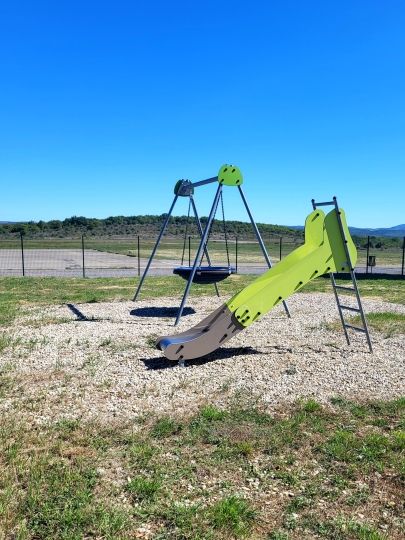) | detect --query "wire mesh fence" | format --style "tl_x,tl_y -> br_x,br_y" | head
0,233 -> 404,278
